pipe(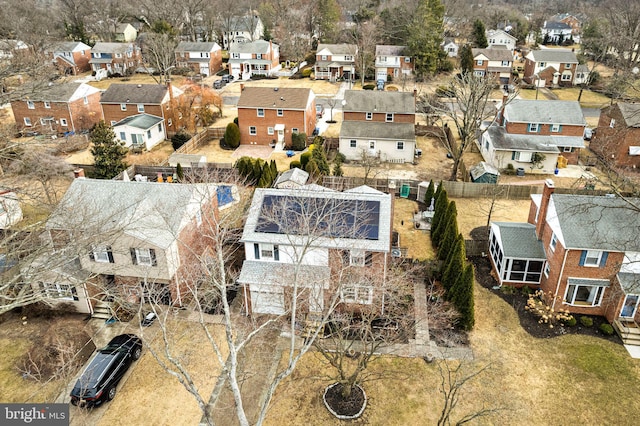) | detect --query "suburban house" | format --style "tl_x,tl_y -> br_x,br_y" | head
45,41 -> 91,75
0,189 -> 22,229
175,41 -> 223,77
442,38 -> 459,58
114,23 -> 138,42
0,39 -> 28,59
489,180 -> 640,348
523,49 -> 579,87
11,82 -> 102,135
590,102 -> 640,170
314,44 -> 357,82
113,114 -> 165,151
34,178 -> 237,314
221,14 -> 264,49
549,13 -> 582,42
89,42 -> 142,75
228,40 -> 280,80
472,47 -> 513,84
541,21 -> 573,44
236,86 -> 316,148
100,83 -> 184,137
486,29 -> 517,53
339,90 -> 416,164
374,45 -> 413,81
237,184 -> 393,316
478,99 -> 586,174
